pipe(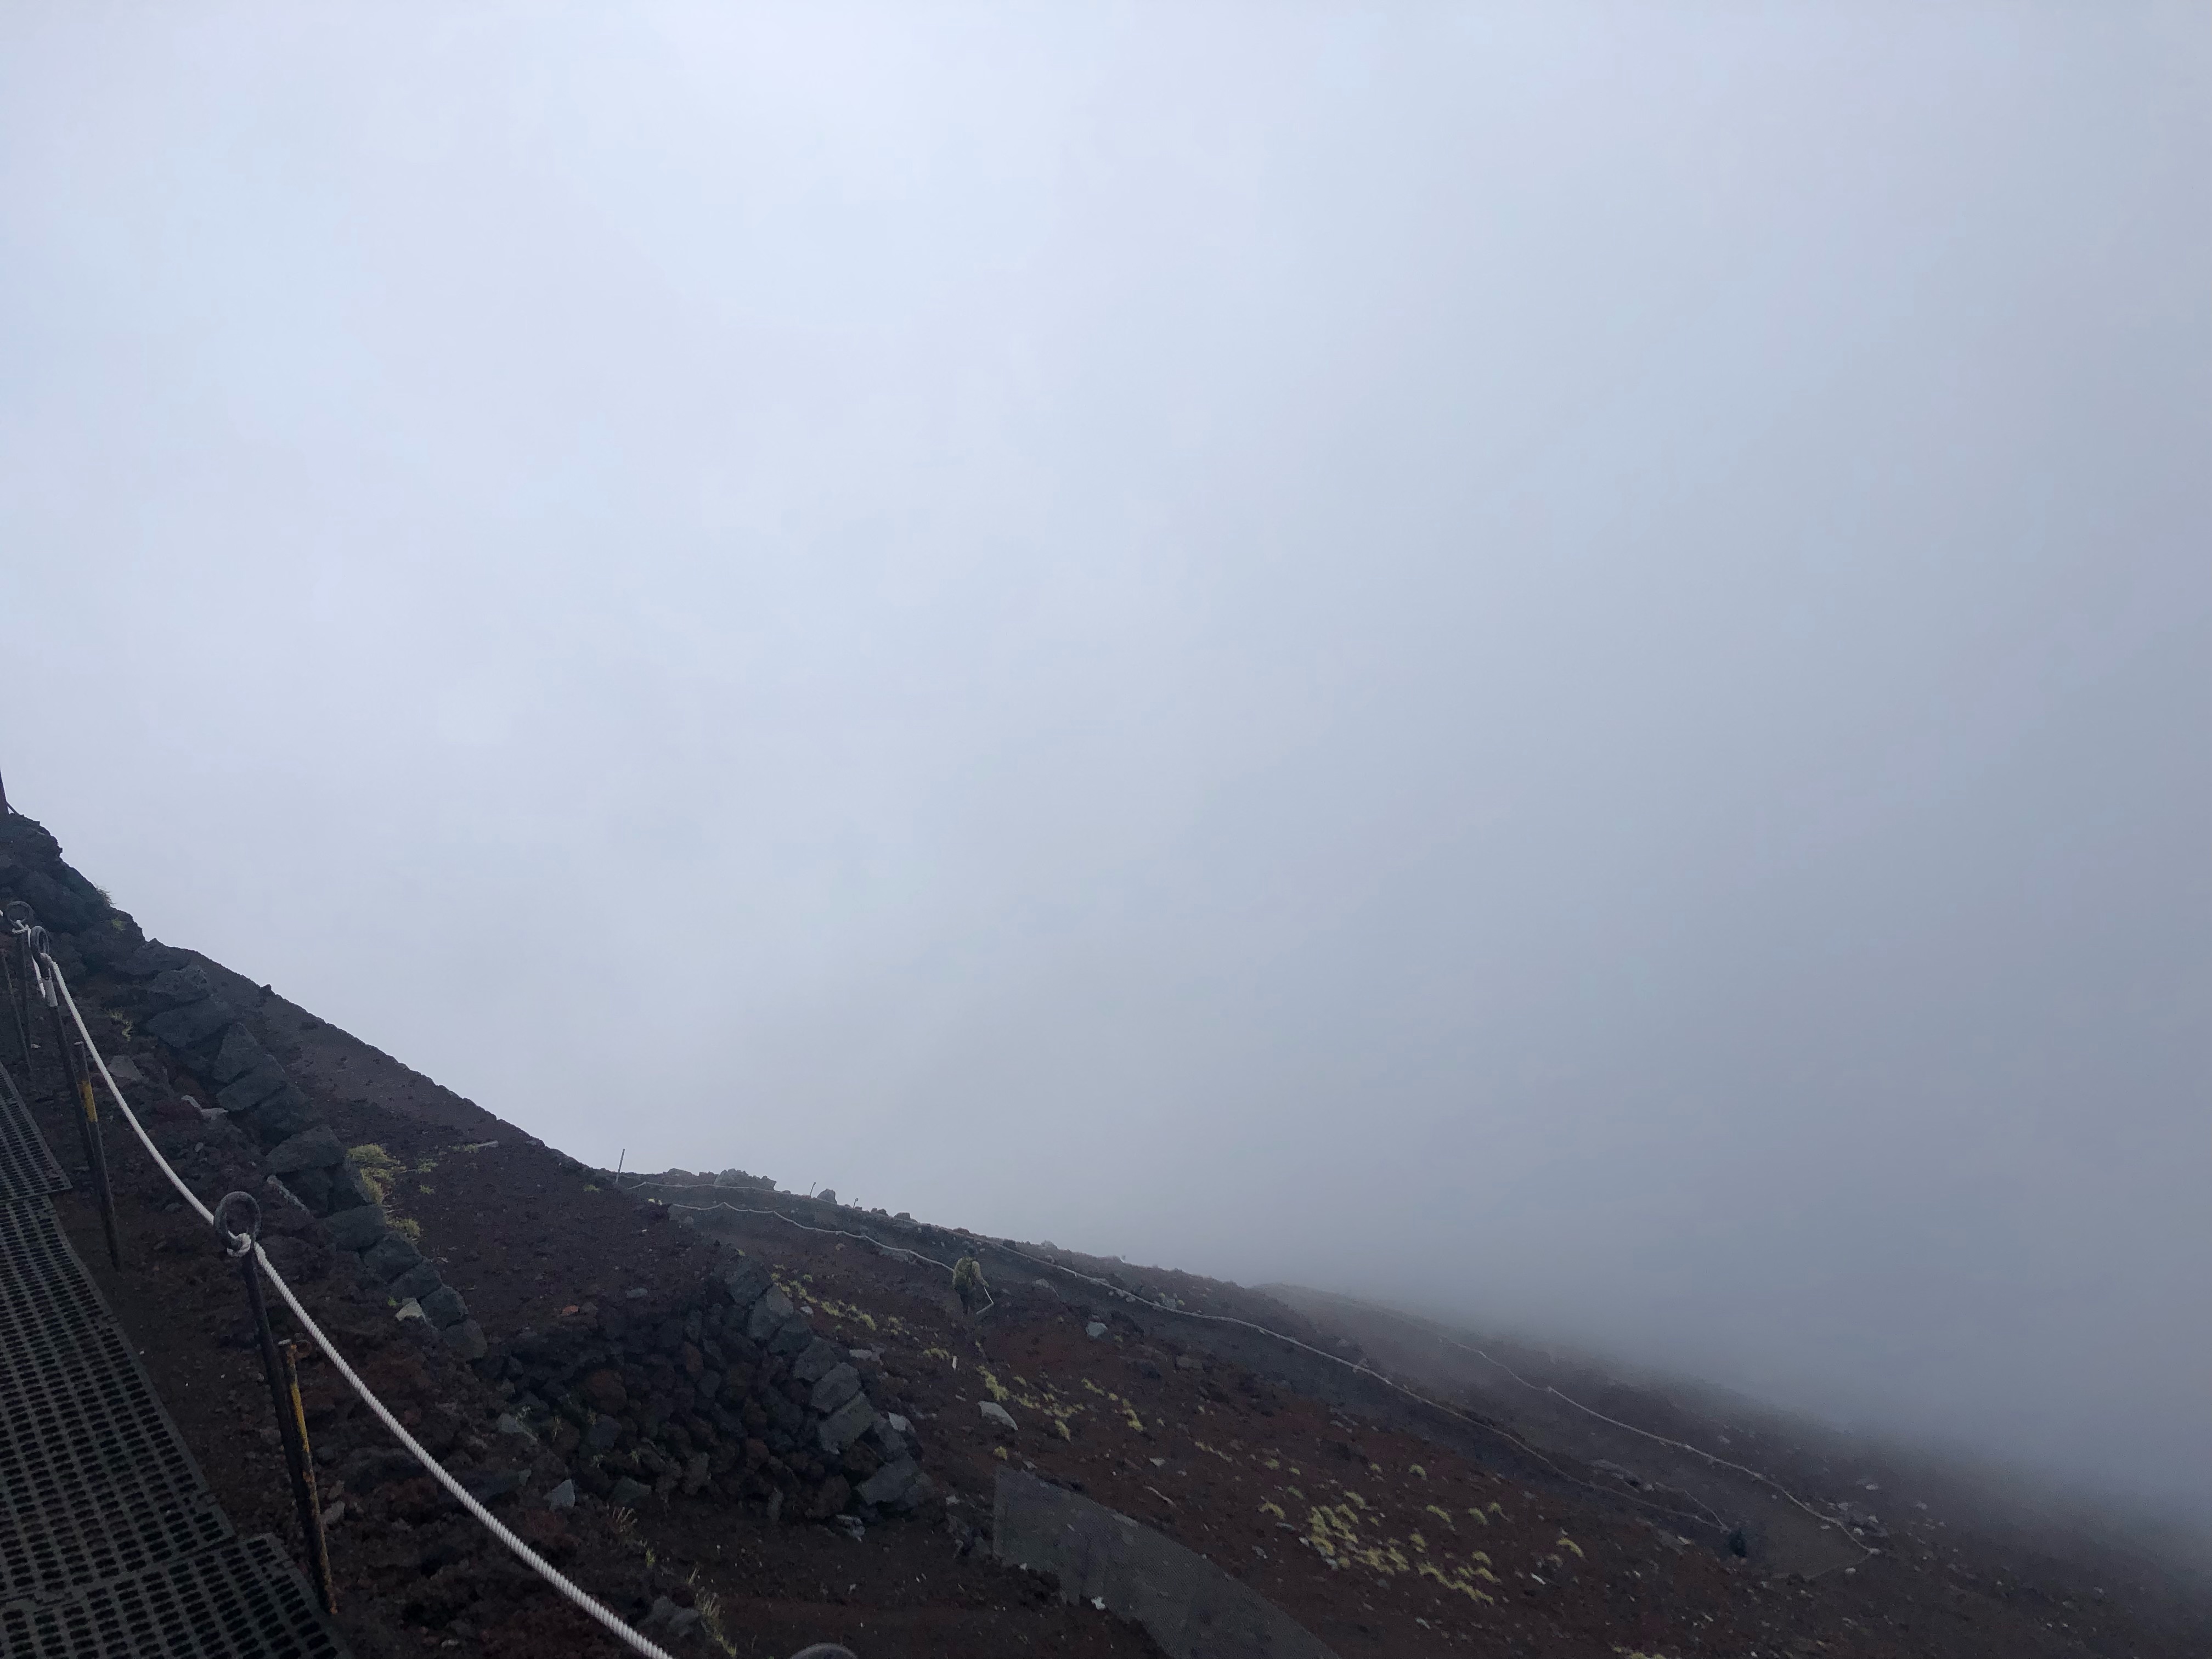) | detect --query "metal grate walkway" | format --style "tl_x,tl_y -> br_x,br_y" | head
0,1056 -> 69,1203
0,1059 -> 346,1657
